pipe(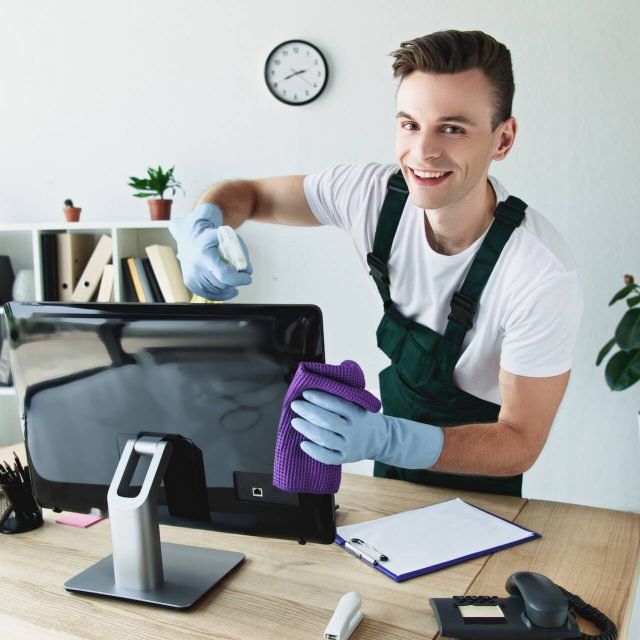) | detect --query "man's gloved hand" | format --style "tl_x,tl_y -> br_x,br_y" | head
290,390 -> 444,468
169,203 -> 253,300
